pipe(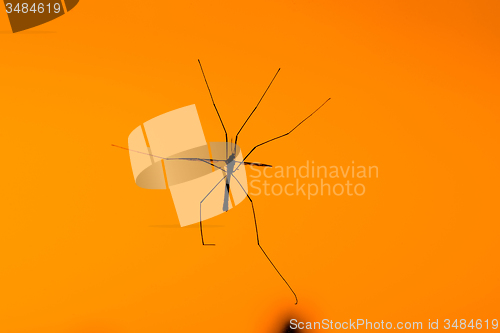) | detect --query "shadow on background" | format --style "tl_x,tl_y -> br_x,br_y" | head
149,224 -> 225,228
0,31 -> 56,34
